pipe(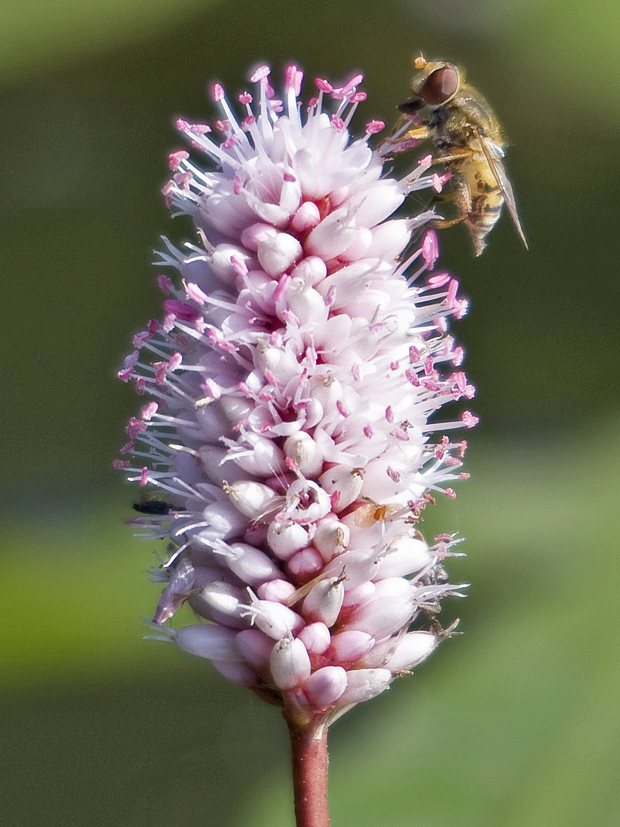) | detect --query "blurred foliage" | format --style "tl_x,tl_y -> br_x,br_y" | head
242,425 -> 620,827
1,0 -> 619,824
0,0 -> 221,85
